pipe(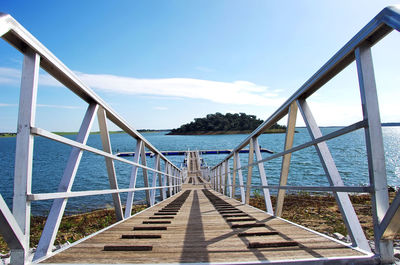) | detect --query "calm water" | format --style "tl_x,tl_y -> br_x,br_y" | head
0,127 -> 399,215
